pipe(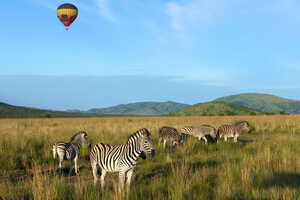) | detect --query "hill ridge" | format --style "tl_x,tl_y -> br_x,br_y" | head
87,101 -> 190,116
214,93 -> 300,114
170,101 -> 261,116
